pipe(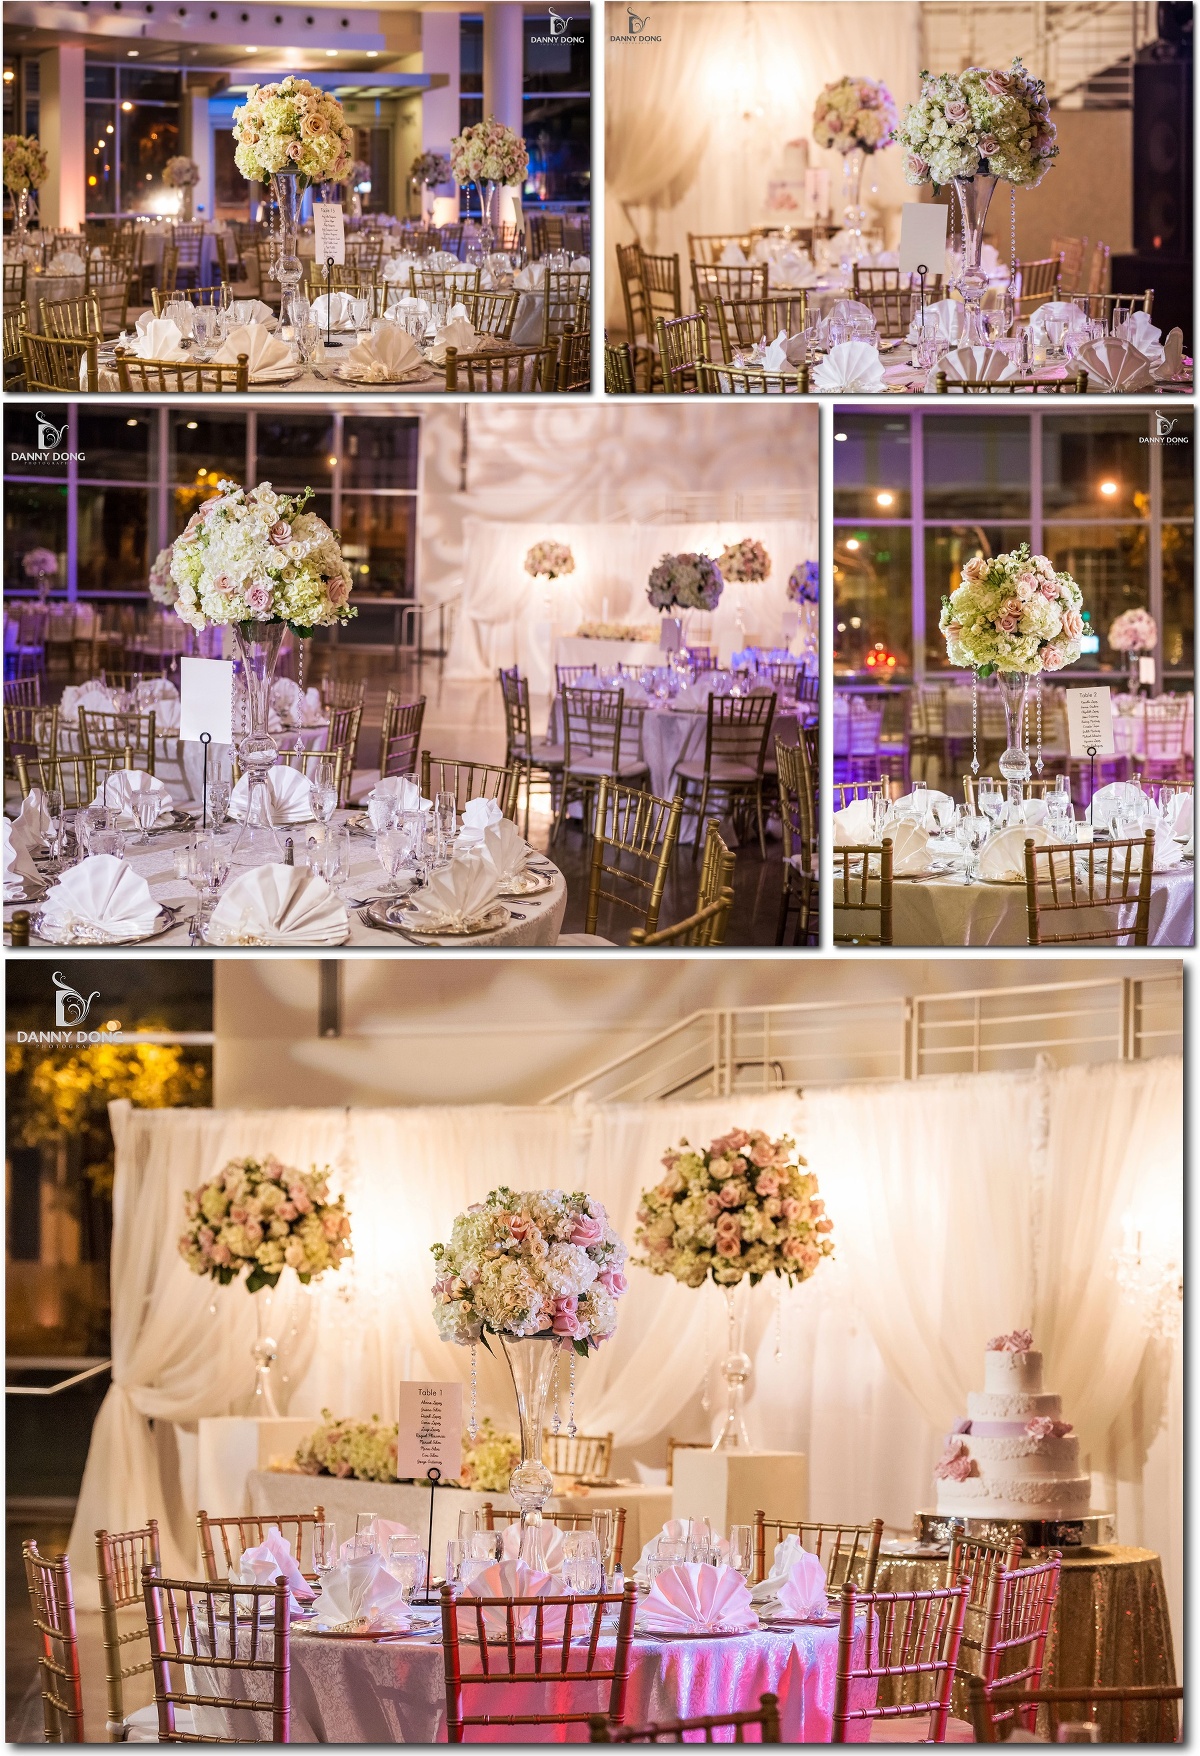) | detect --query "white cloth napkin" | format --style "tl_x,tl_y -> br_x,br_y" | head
718,242 -> 748,267
94,769 -> 174,830
367,775 -> 432,812
458,1559 -> 564,1638
758,330 -> 790,372
157,300 -> 197,336
749,1536 -> 830,1620
269,679 -> 324,726
457,796 -> 505,845
935,345 -> 1018,385
310,291 -> 370,332
59,680 -> 112,723
1153,328 -> 1184,381
1077,338 -> 1155,392
978,822 -> 1051,882
1117,310 -> 1163,366
384,293 -> 429,323
1164,793 -> 1193,844
316,1554 -> 411,1633
381,255 -> 419,282
640,1564 -> 758,1635
206,864 -> 350,946
513,263 -> 545,292
129,318 -> 187,360
229,764 -> 313,824
39,855 -> 159,940
910,298 -> 965,344
50,250 -> 87,275
226,298 -> 274,326
884,820 -> 934,876
499,1521 -> 566,1573
429,316 -> 478,363
770,249 -> 809,288
11,789 -> 51,858
893,789 -> 951,820
812,340 -> 885,393
231,1528 -> 316,1611
215,322 -> 292,379
341,323 -> 423,381
1029,301 -> 1088,341
832,798 -> 875,845
406,856 -> 502,930
468,818 -> 532,884
4,818 -> 39,896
